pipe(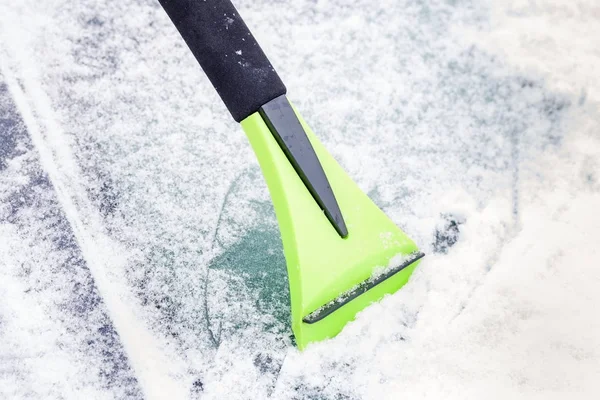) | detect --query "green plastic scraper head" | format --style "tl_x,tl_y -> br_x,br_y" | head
242,98 -> 423,349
